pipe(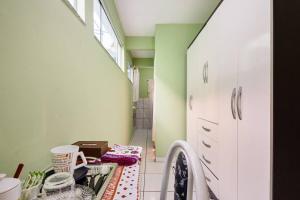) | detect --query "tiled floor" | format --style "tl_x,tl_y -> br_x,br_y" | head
130,129 -> 176,200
